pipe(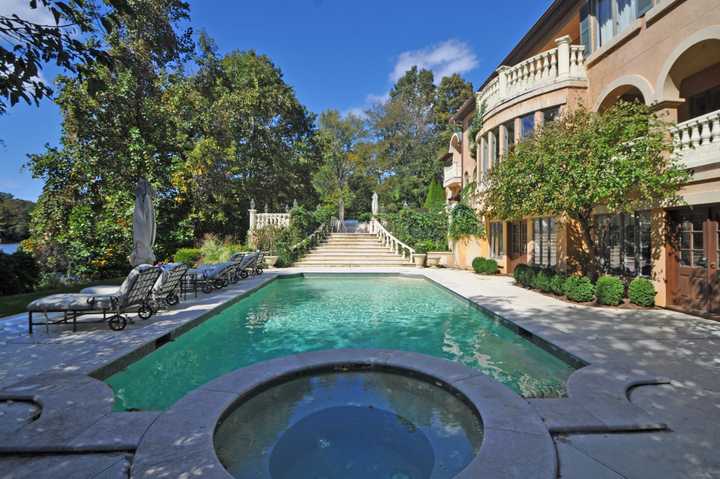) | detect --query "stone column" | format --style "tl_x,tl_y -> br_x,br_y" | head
555,35 -> 572,79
